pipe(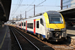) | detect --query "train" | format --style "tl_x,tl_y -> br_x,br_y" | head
15,11 -> 67,42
